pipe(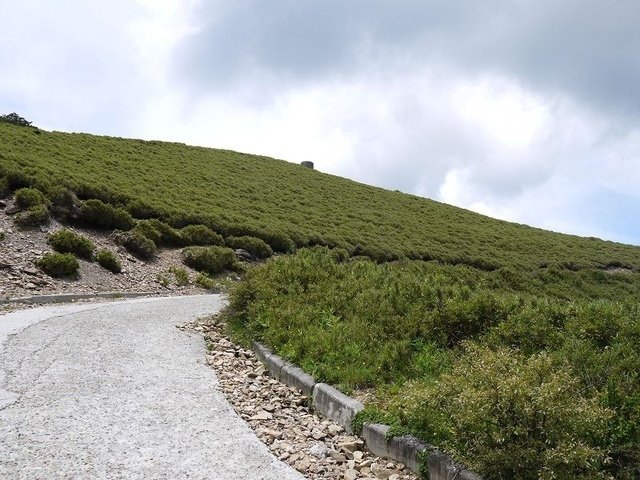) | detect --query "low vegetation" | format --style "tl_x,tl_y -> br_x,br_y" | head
228,248 -> 640,479
114,230 -> 156,259
182,246 -> 237,275
47,229 -> 95,260
96,249 -> 122,273
225,235 -> 273,259
36,252 -> 80,278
